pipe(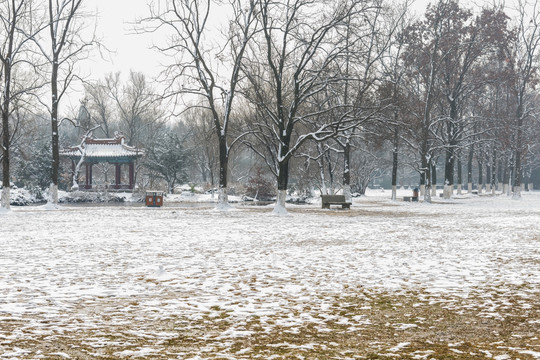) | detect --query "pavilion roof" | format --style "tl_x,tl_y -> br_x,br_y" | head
60,135 -> 143,160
